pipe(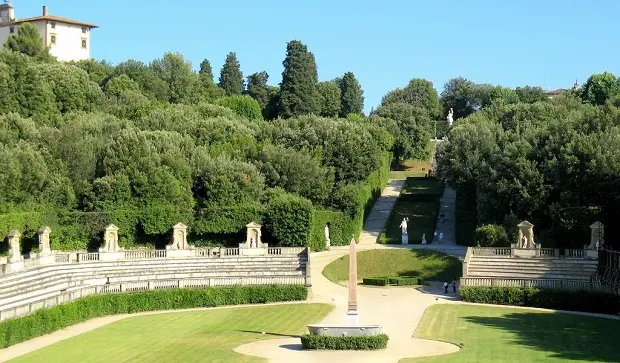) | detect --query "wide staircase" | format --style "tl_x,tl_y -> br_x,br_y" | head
466,255 -> 597,281
0,252 -> 308,322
